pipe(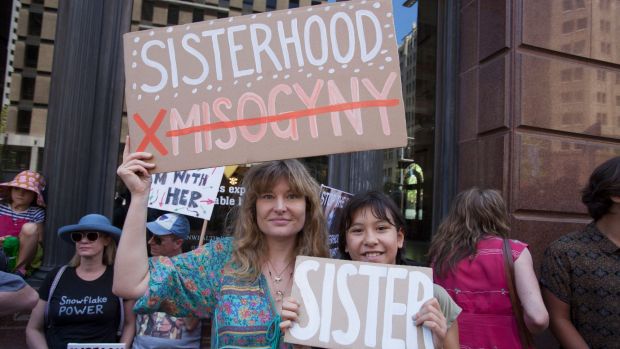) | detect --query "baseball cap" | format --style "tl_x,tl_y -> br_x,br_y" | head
146,213 -> 190,239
